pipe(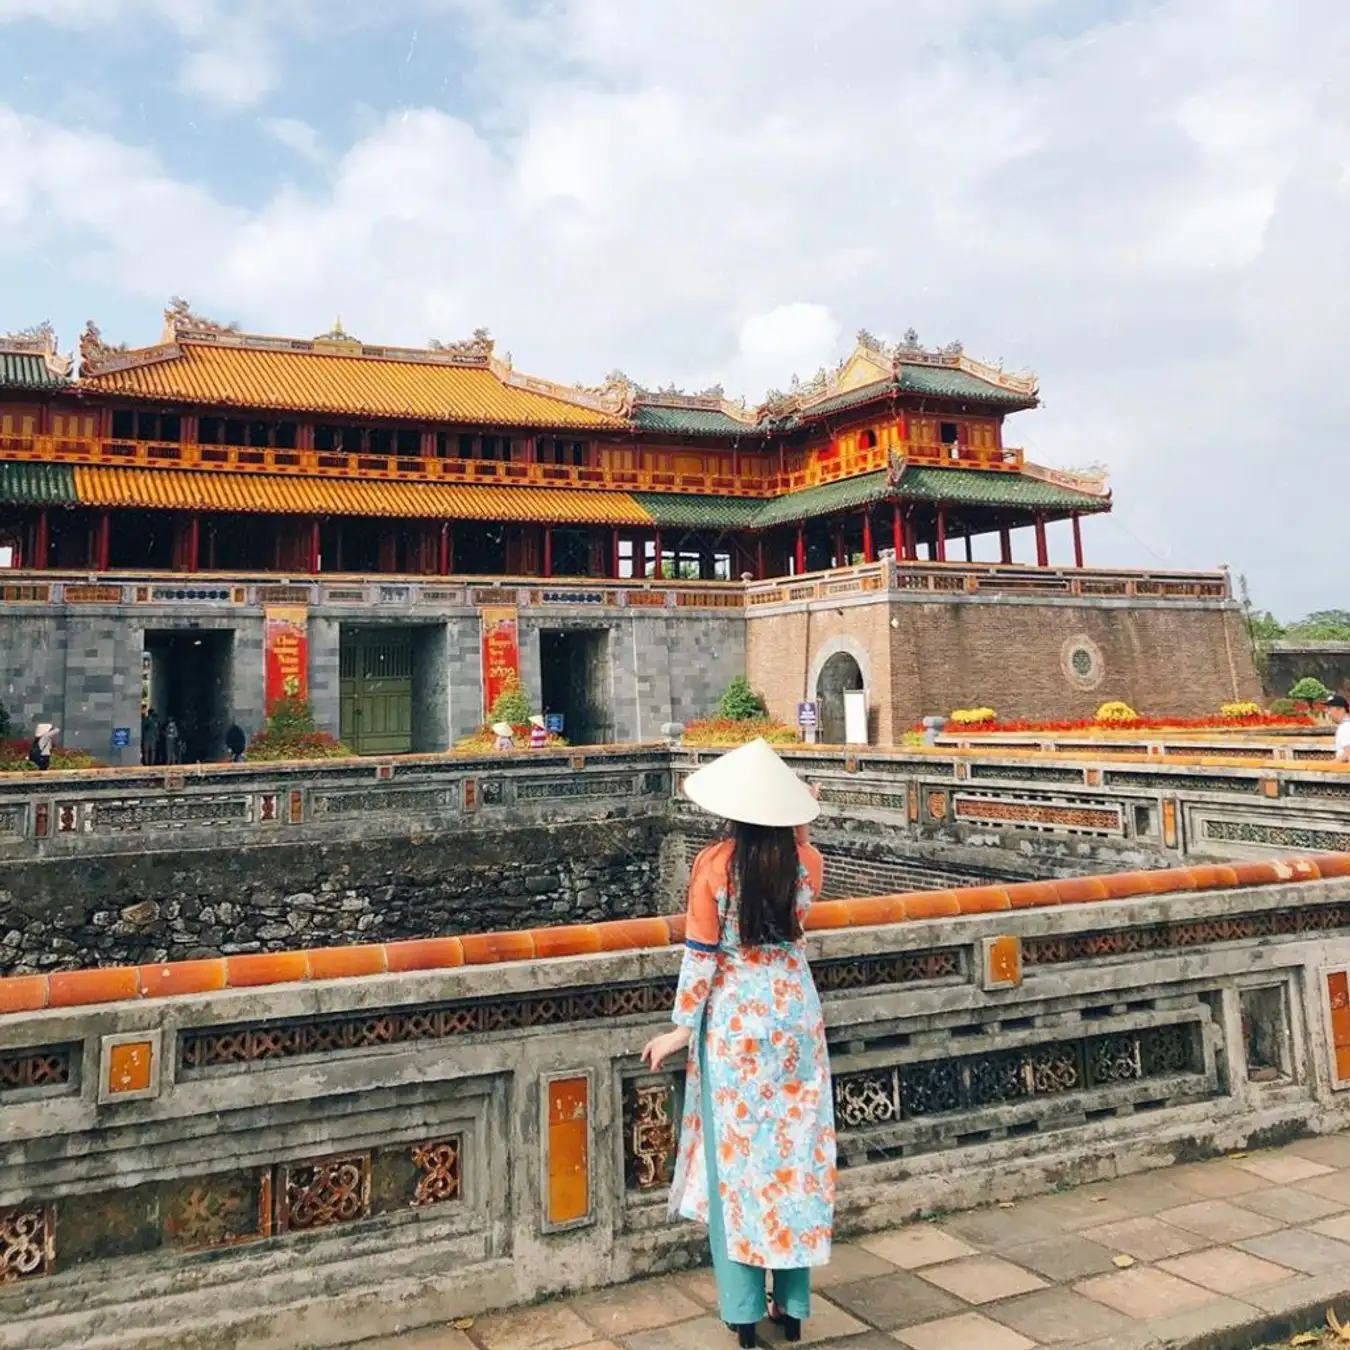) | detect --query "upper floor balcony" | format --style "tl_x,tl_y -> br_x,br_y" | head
0,431 -> 1026,500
